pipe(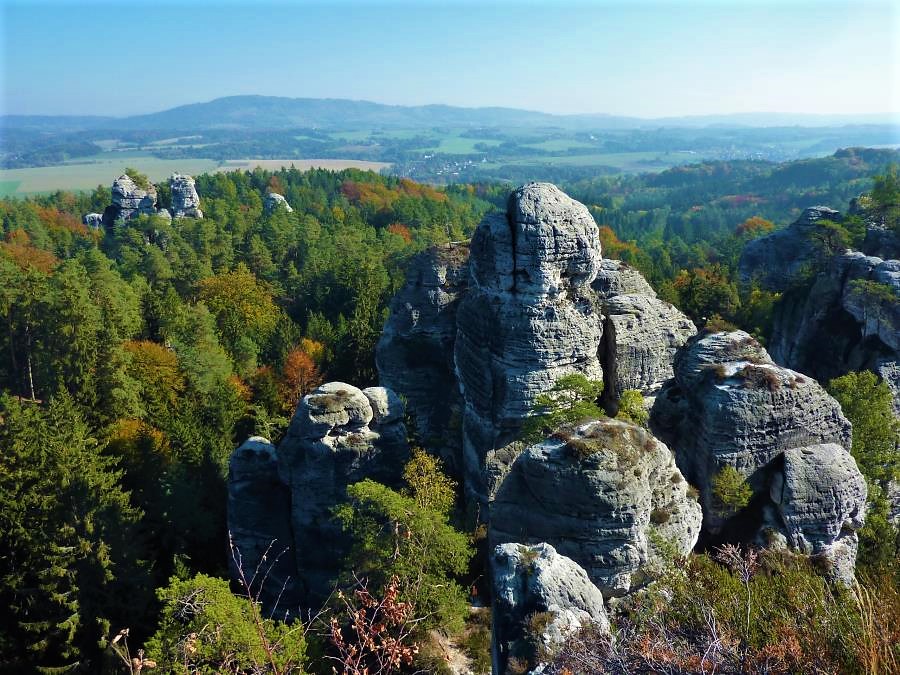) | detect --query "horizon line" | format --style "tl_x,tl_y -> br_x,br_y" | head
2,94 -> 898,122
